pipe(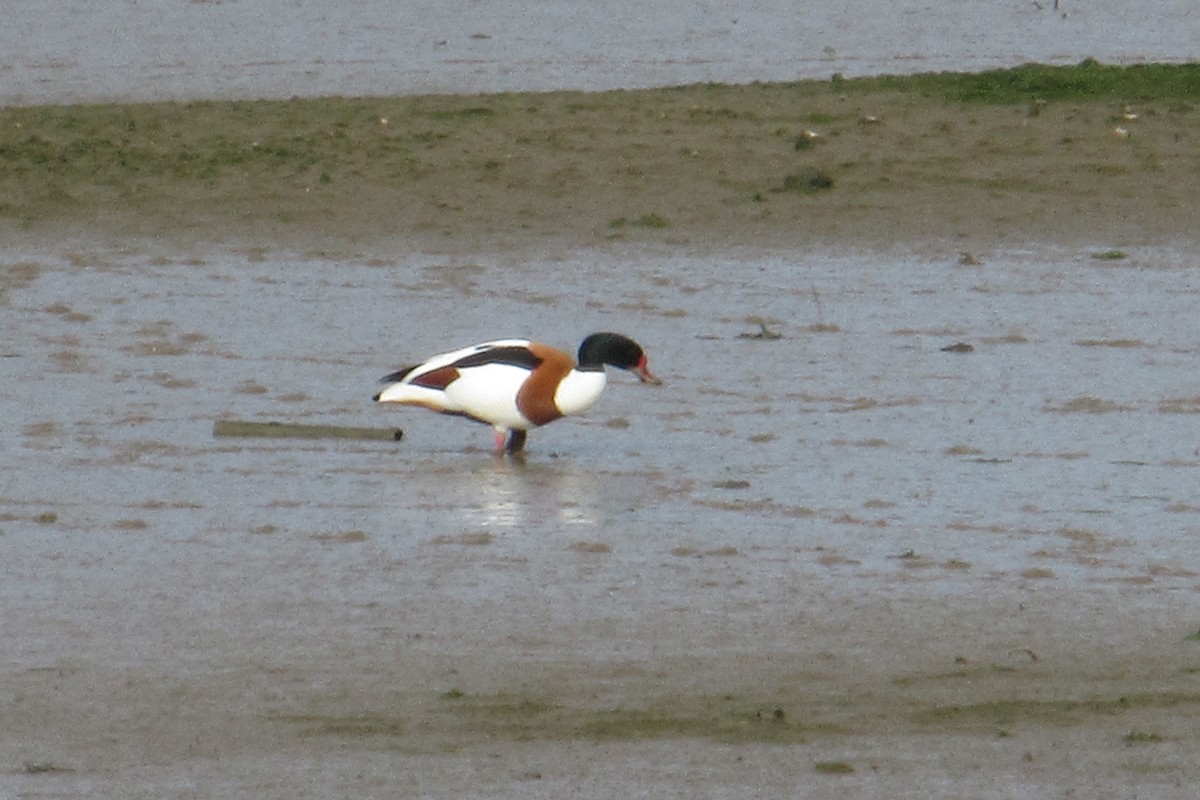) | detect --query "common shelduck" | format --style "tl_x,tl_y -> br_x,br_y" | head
373,332 -> 662,453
